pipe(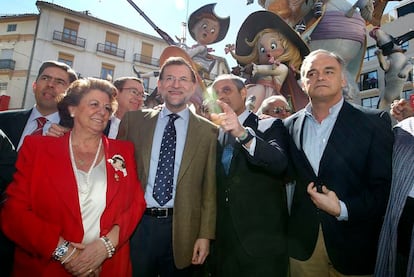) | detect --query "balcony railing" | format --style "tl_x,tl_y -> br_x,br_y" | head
133,53 -> 159,67
53,30 -> 86,48
0,59 -> 16,70
97,43 -> 125,59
